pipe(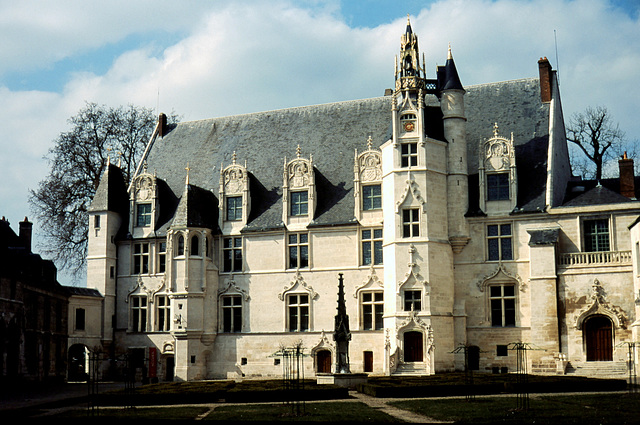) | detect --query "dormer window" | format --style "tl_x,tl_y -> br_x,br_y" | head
487,173 -> 510,201
362,185 -> 382,210
226,196 -> 242,221
290,191 -> 309,216
479,123 -> 517,213
354,137 -> 383,223
136,203 -> 152,227
219,152 -> 250,229
130,171 -> 157,233
283,146 -> 315,226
